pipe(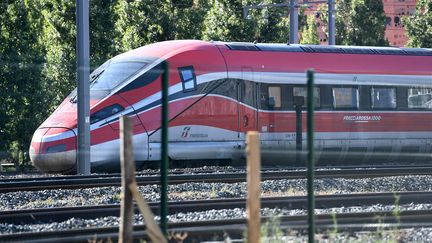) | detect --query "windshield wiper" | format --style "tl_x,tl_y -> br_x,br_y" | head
69,70 -> 105,103
90,70 -> 105,87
